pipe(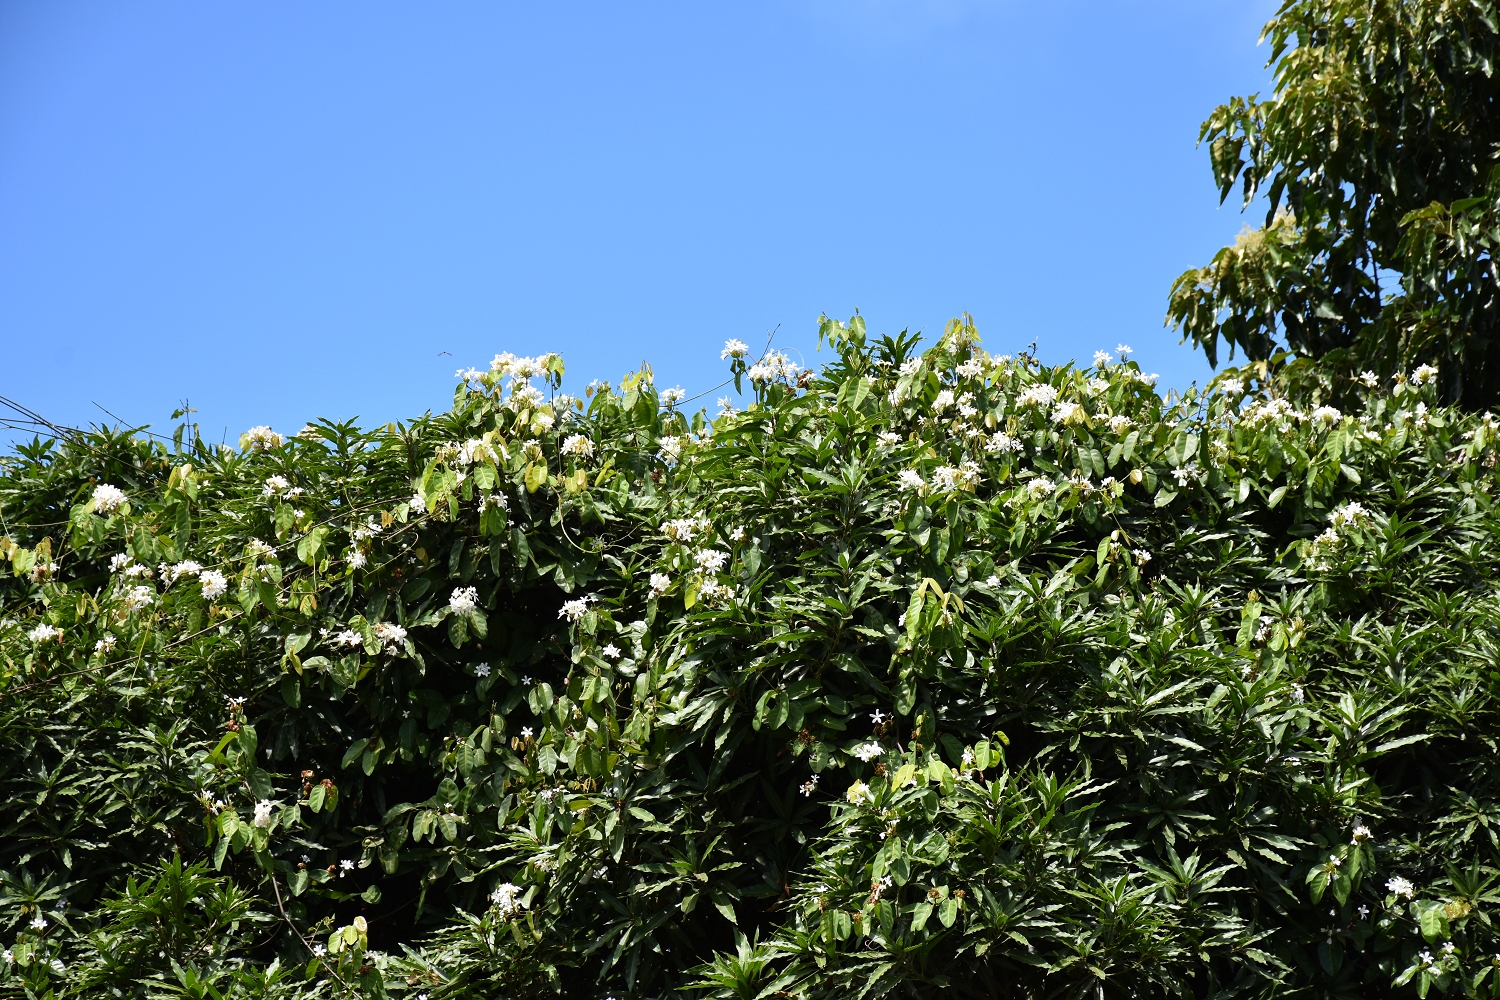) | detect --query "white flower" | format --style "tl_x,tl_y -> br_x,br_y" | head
1442,941 -> 1457,955
312,944 -> 326,957
1051,401 -> 1083,424
520,726 -> 534,738
1419,950 -> 1435,967
956,358 -> 983,378
164,560 -> 203,584
1116,343 -> 1132,357
561,434 -> 594,458
649,572 -> 672,597
931,462 -> 981,493
1132,549 -> 1152,566
1351,821 -> 1372,844
262,475 -> 291,497
717,396 -> 736,417
1,950 -> 10,963
241,426 -> 284,450
558,599 -> 589,622
932,389 -> 955,412
660,387 -> 687,407
1093,350 -> 1113,367
1312,405 -> 1342,426
845,779 -> 873,804
870,710 -> 889,725
122,586 -> 154,612
1329,502 -> 1372,530
1108,414 -> 1134,434
491,882 -> 526,917
853,743 -> 883,762
658,435 -> 686,463
226,695 -> 245,713
897,358 -> 921,377
877,430 -> 902,446
449,586 -> 480,615
662,517 -> 707,542
247,539 -> 275,559
1171,466 -> 1197,487
1411,363 -> 1440,386
602,643 -> 622,659
199,570 -> 229,600
30,915 -> 47,930
109,553 -> 134,574
480,492 -> 509,513
1025,478 -> 1056,500
340,859 -> 355,871
1387,876 -> 1415,899
92,483 -> 127,513
473,662 -> 491,678
28,623 -> 60,642
1016,384 -> 1059,408
694,549 -> 729,573
332,629 -> 362,648
1327,853 -> 1342,868
985,574 -> 1000,587
721,339 -> 749,359
728,525 -> 746,543
95,633 -> 117,654
1086,377 -> 1111,395
986,432 -> 1022,454
897,469 -> 926,493
348,550 -> 368,569
373,622 -> 406,649
409,491 -> 427,513
253,800 -> 274,828
1359,370 -> 1381,388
